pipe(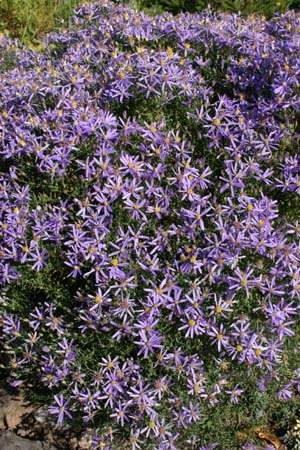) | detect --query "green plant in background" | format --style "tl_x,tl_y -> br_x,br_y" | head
216,0 -> 297,17
134,0 -> 300,17
135,0 -> 206,14
0,0 -> 94,46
